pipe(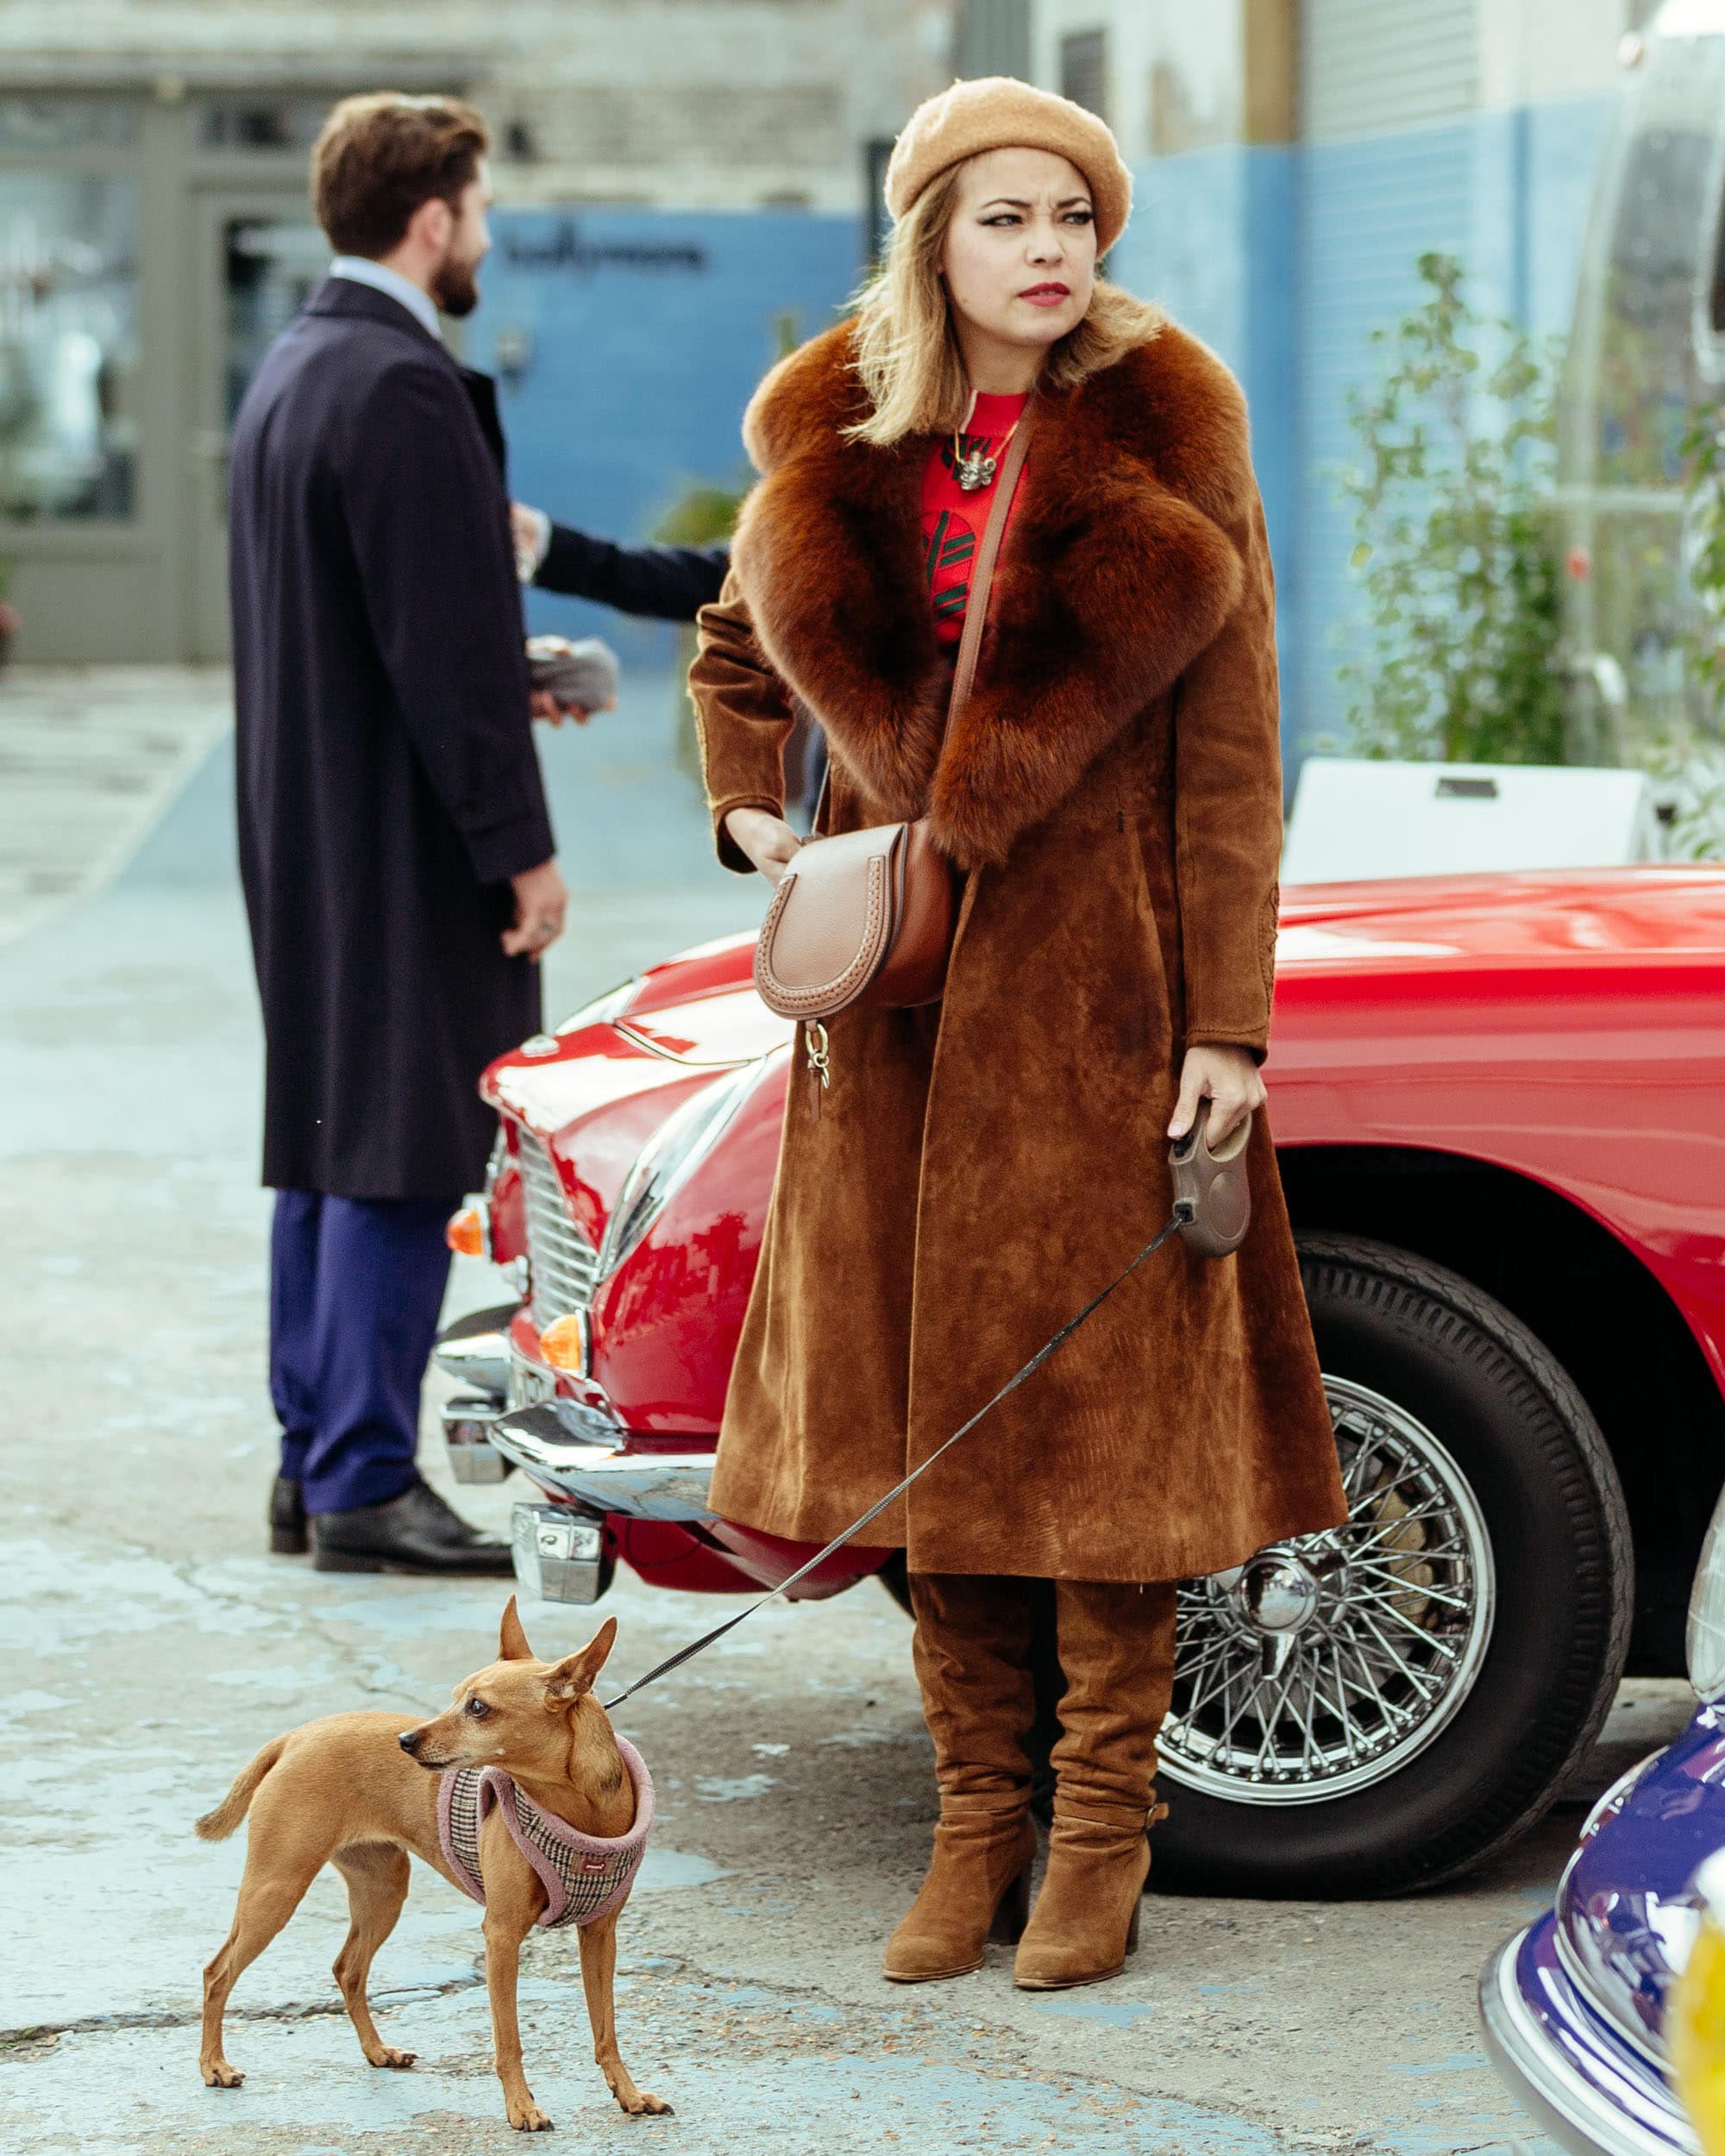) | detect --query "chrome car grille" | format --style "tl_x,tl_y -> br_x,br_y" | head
514,1129 -> 599,1326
